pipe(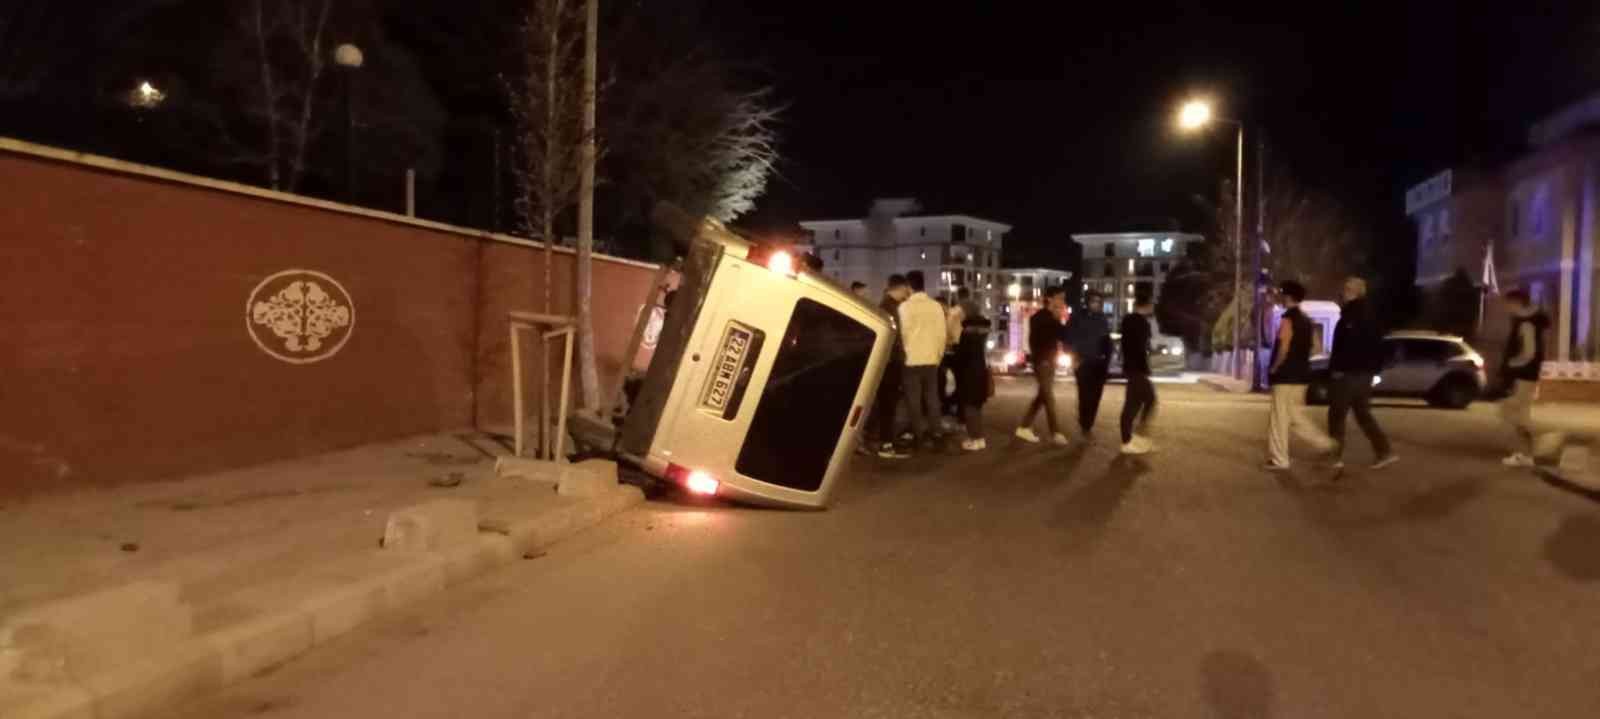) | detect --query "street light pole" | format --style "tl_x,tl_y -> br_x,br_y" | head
1233,124 -> 1244,382
1252,133 -> 1267,392
334,43 -> 364,203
